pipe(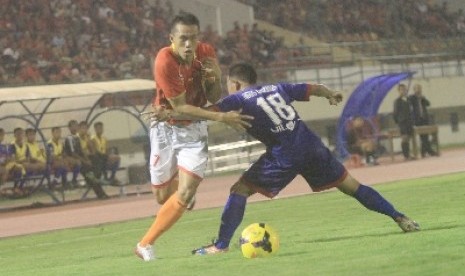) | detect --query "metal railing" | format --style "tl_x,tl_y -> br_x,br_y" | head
259,38 -> 465,90
205,140 -> 265,175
